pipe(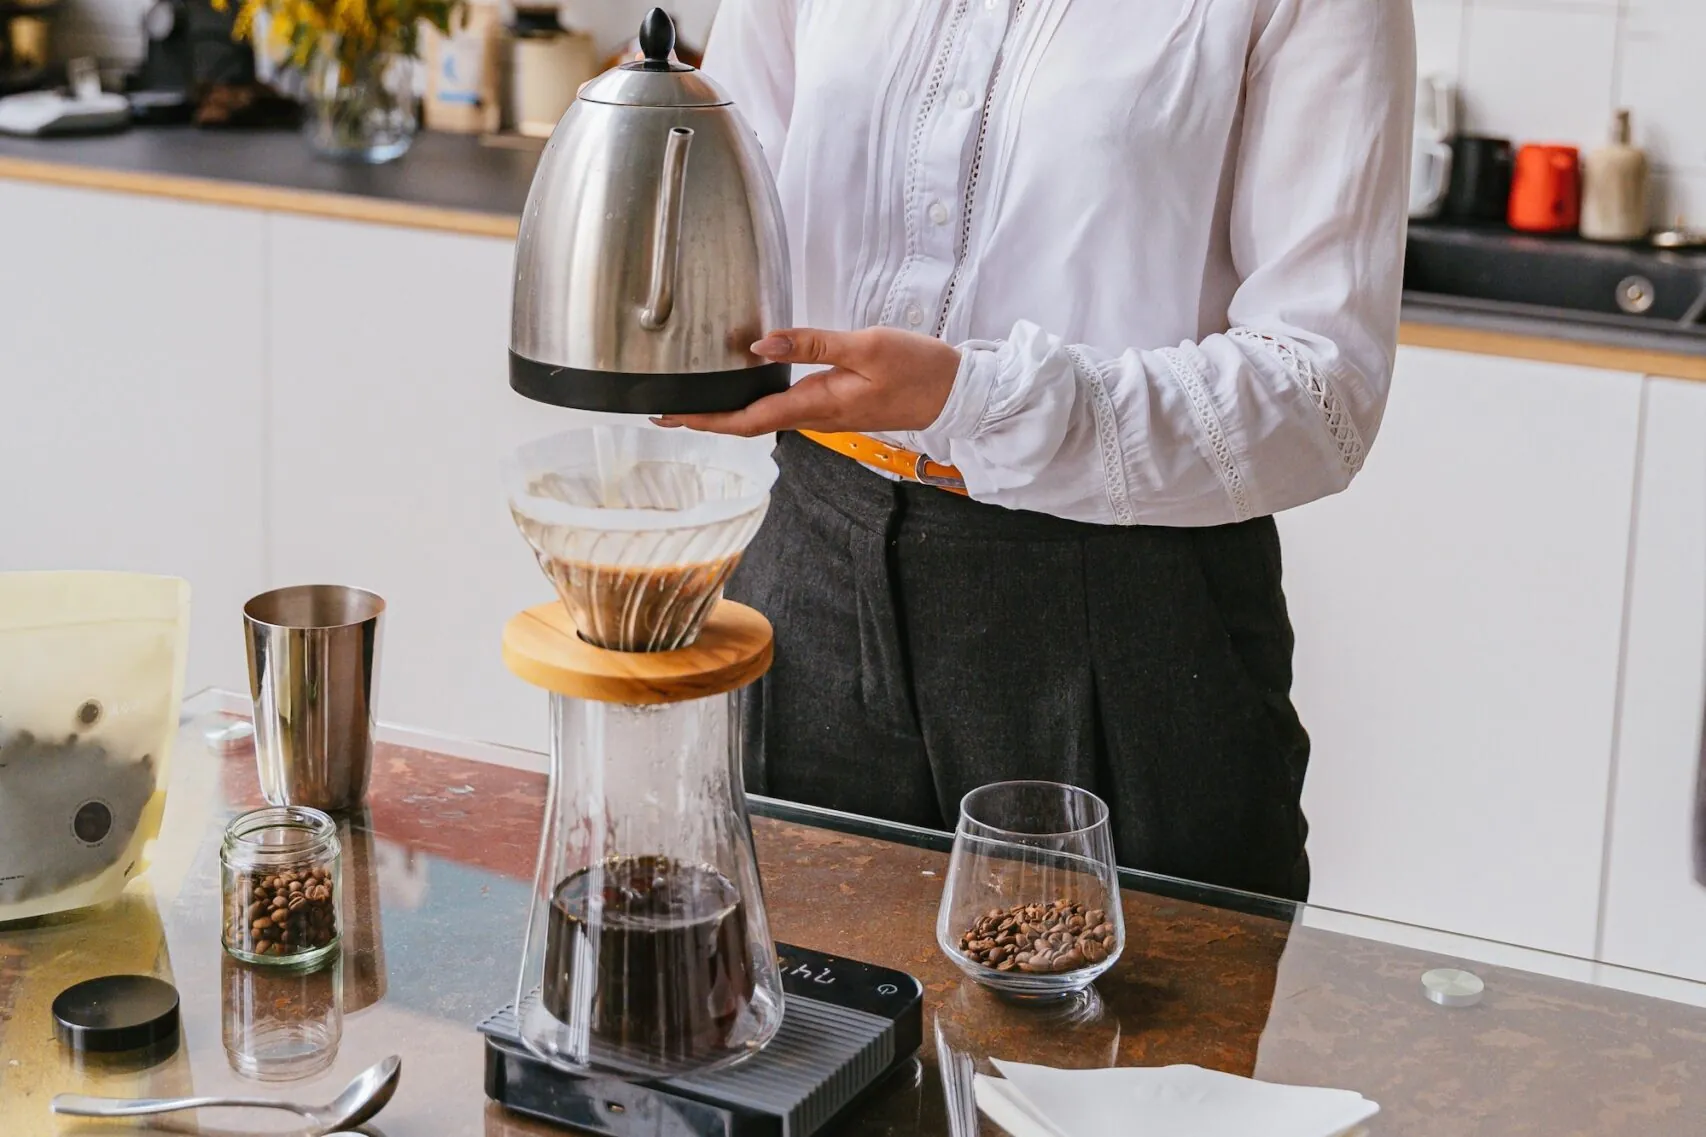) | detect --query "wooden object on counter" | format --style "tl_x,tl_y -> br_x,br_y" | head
511,10 -> 598,139
1582,109 -> 1650,244
502,598 -> 772,705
